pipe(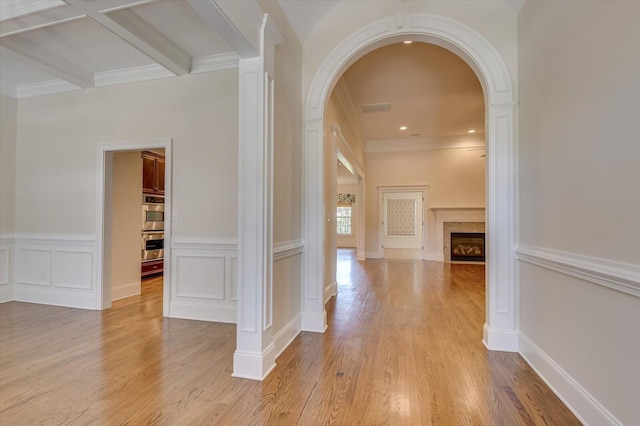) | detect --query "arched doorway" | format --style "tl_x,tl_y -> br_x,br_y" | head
301,14 -> 518,351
